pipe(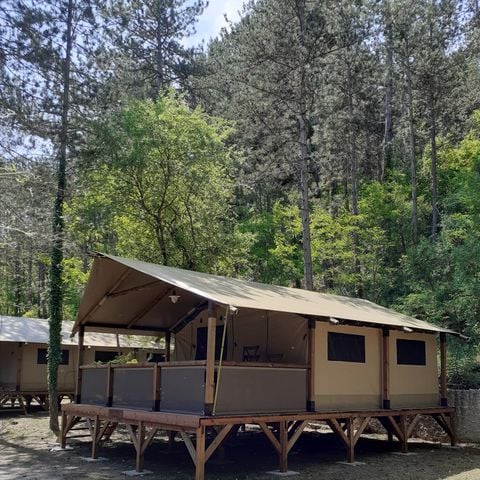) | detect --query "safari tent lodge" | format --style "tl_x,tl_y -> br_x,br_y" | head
61,253 -> 458,479
0,315 -> 164,412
